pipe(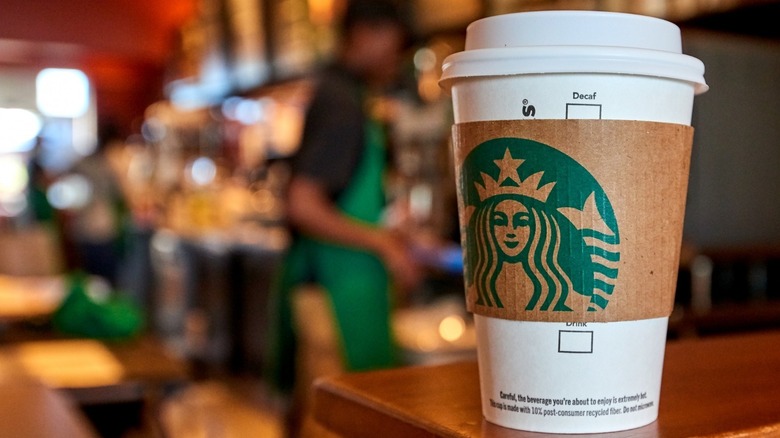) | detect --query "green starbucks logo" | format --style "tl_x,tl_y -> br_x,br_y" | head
462,138 -> 620,312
